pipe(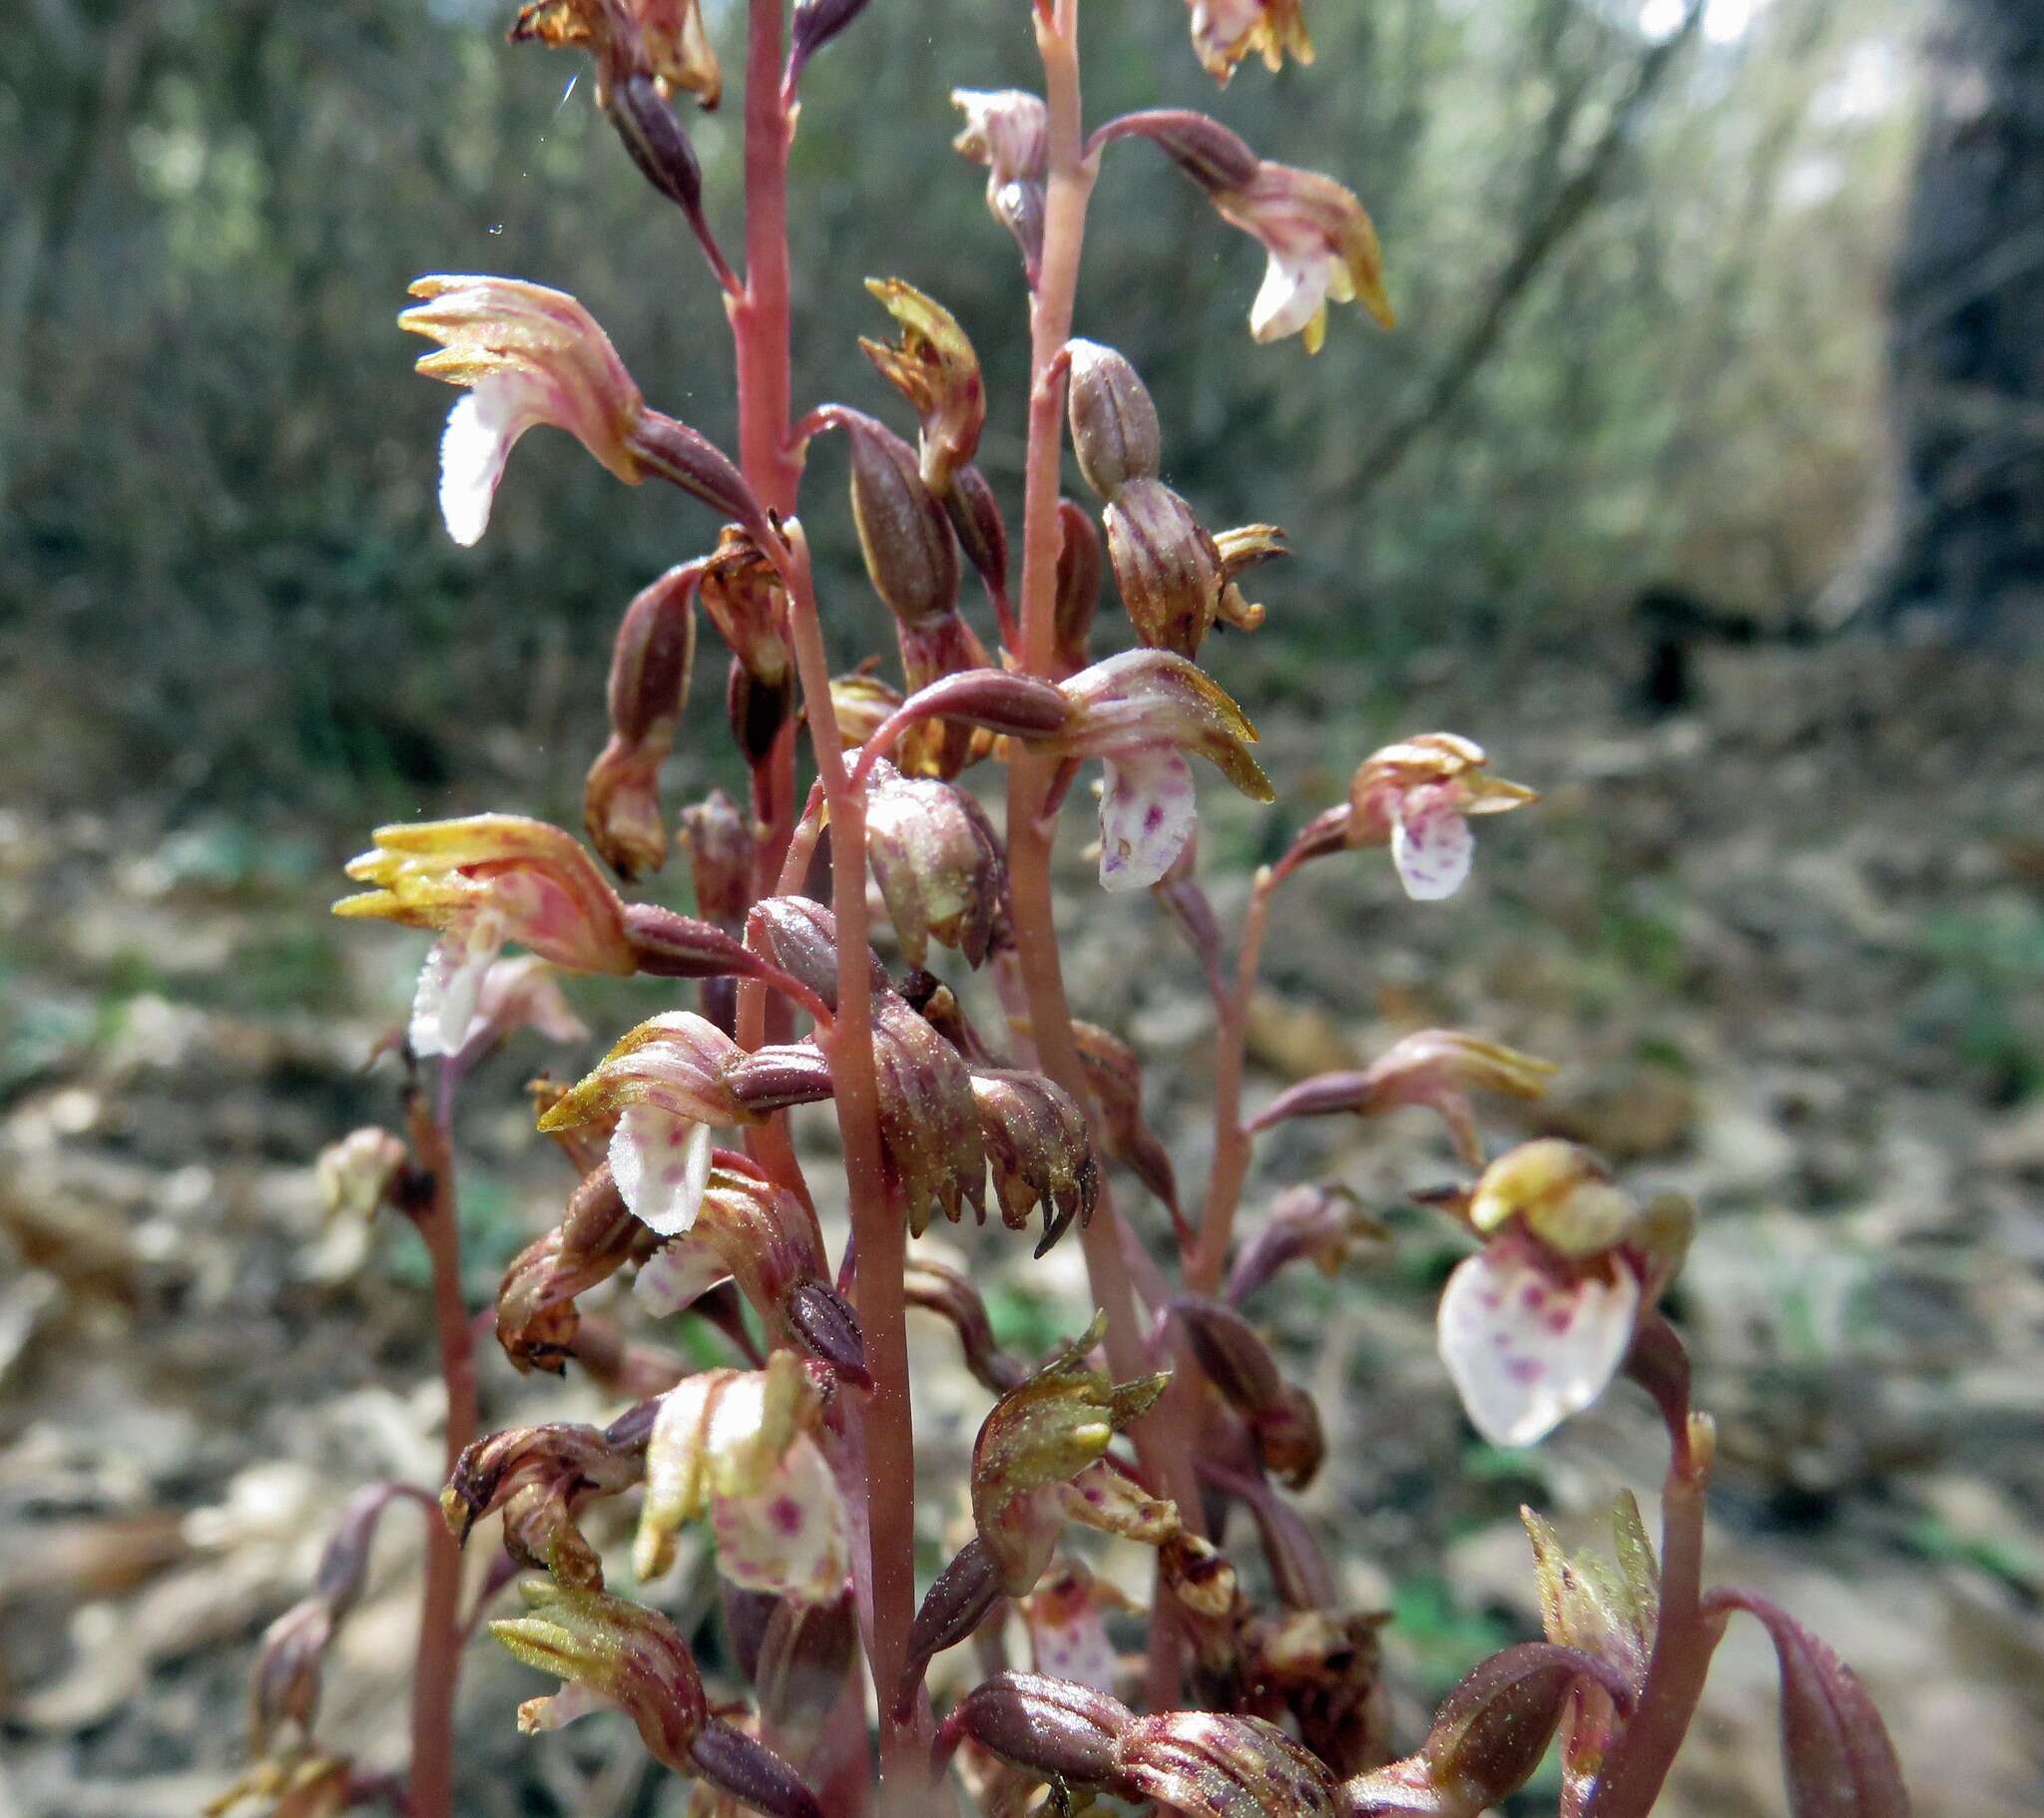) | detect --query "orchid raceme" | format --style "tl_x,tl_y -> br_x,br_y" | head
540,1012 -> 761,1235
1210,163 -> 1393,352
266,3 -> 1911,1813
1437,1141 -> 1694,1448
1051,650 -> 1274,890
1188,0 -> 1314,84
1347,732 -> 1537,900
400,275 -> 646,546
